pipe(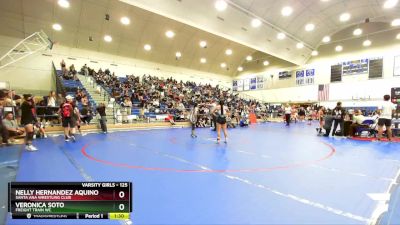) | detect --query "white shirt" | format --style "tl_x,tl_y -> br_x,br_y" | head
284,106 -> 292,114
47,97 -> 56,107
378,101 -> 396,119
352,114 -> 365,125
